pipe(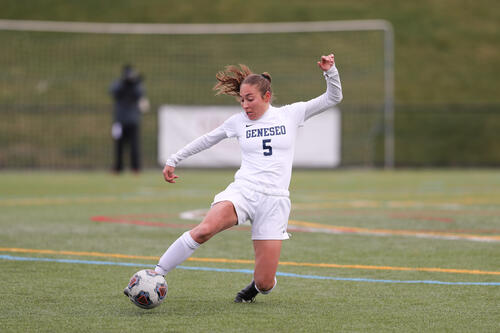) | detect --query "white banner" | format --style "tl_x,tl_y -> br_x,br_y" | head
158,105 -> 341,168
